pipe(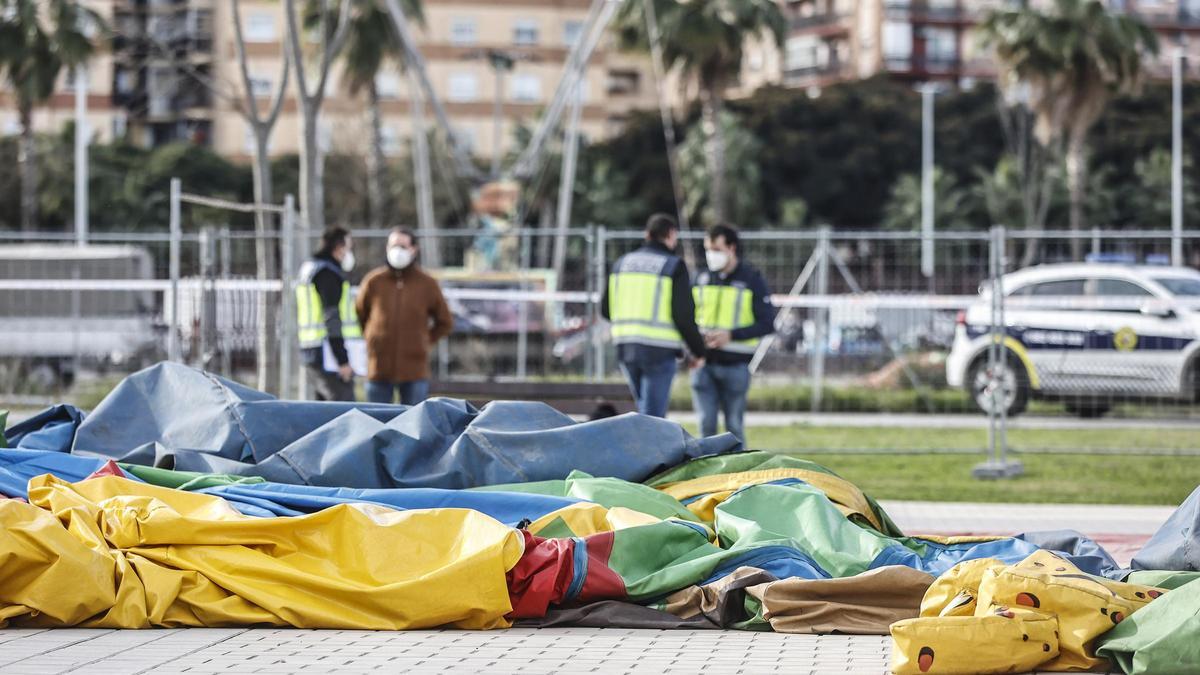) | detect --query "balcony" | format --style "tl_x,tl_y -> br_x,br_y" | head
885,54 -> 963,75
784,60 -> 850,84
789,13 -> 849,31
885,0 -> 972,23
